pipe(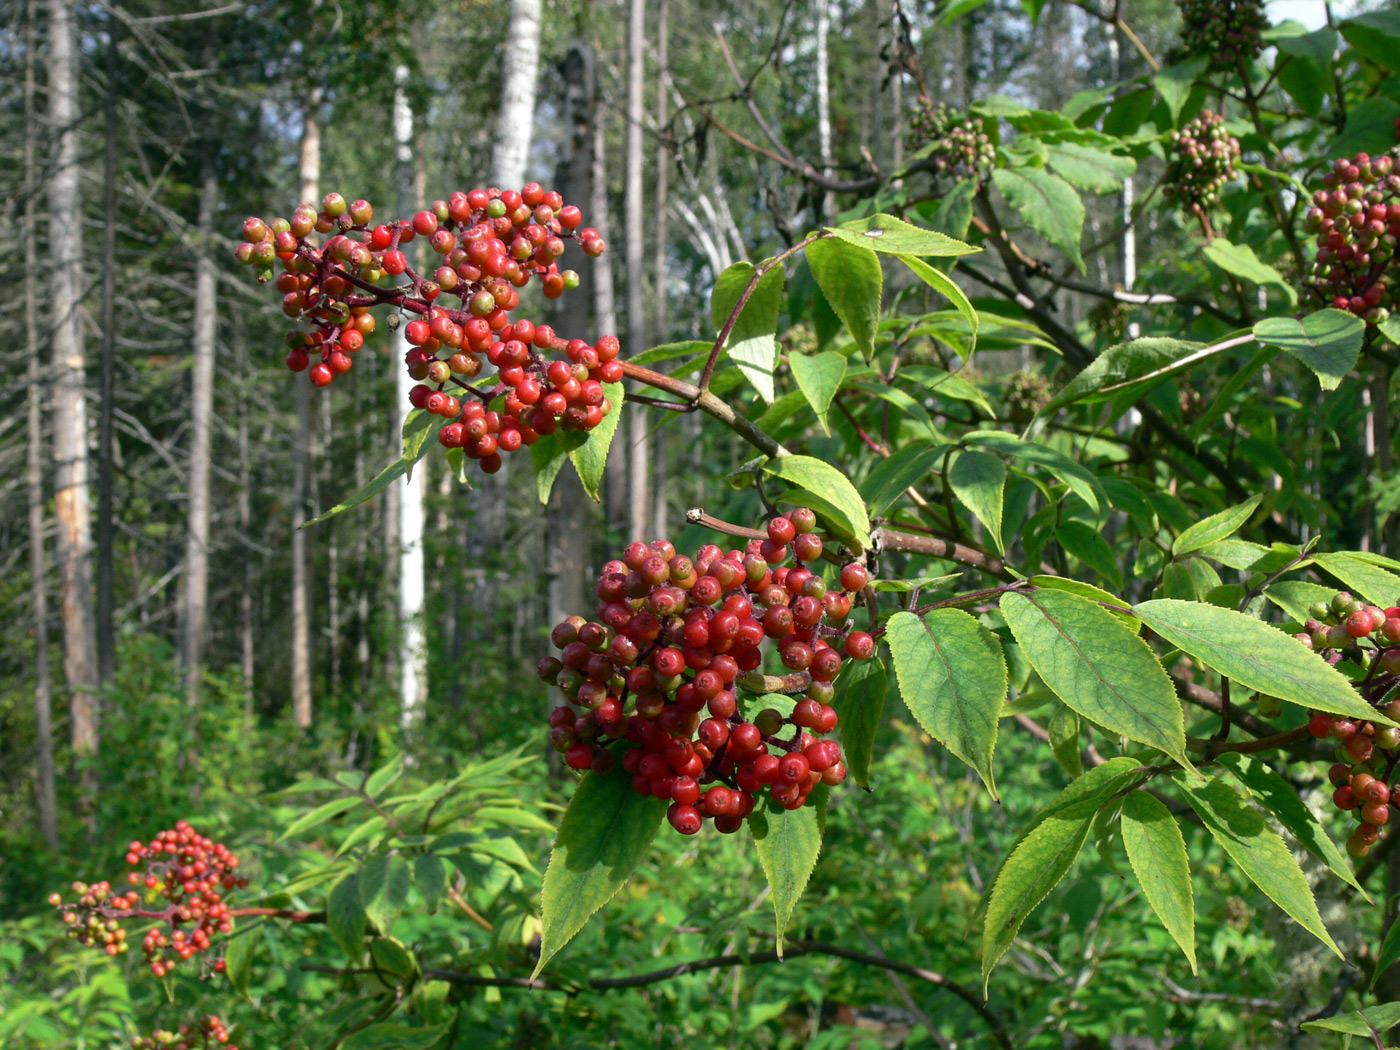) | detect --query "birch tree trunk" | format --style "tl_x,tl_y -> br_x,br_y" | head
291,93 -> 320,728
594,100 -> 625,534
651,0 -> 670,539
815,0 -> 834,219
625,0 -> 650,543
394,65 -> 428,726
471,0 -> 543,642
180,165 -> 218,704
26,0 -> 58,850
48,0 -> 99,764
96,19 -> 118,687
